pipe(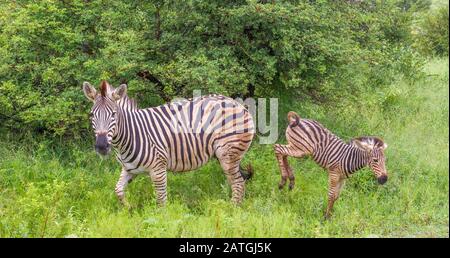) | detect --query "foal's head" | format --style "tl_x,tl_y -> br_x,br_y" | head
350,136 -> 389,185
